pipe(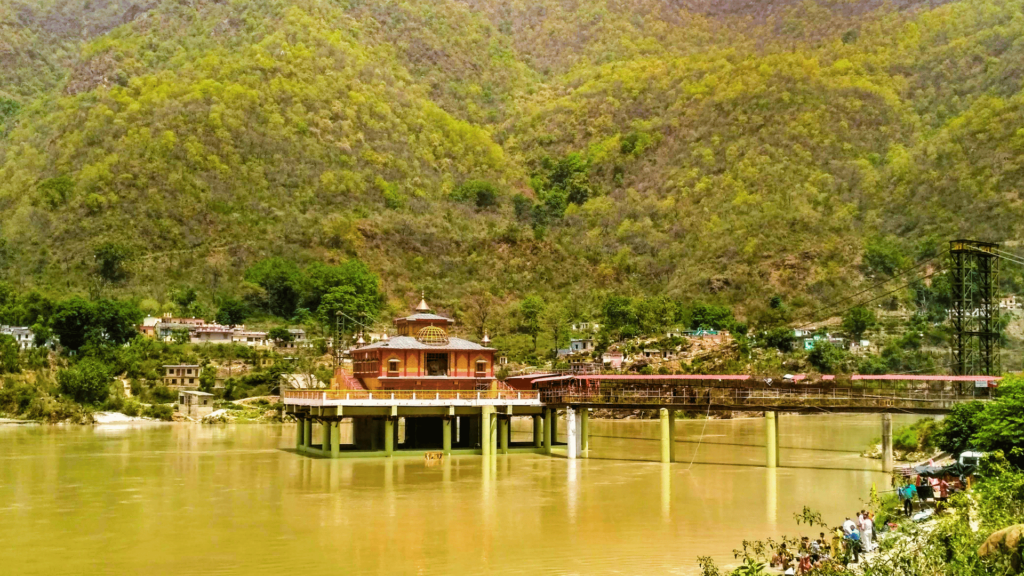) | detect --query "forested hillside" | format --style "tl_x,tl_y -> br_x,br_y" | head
2,0 -> 1024,326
